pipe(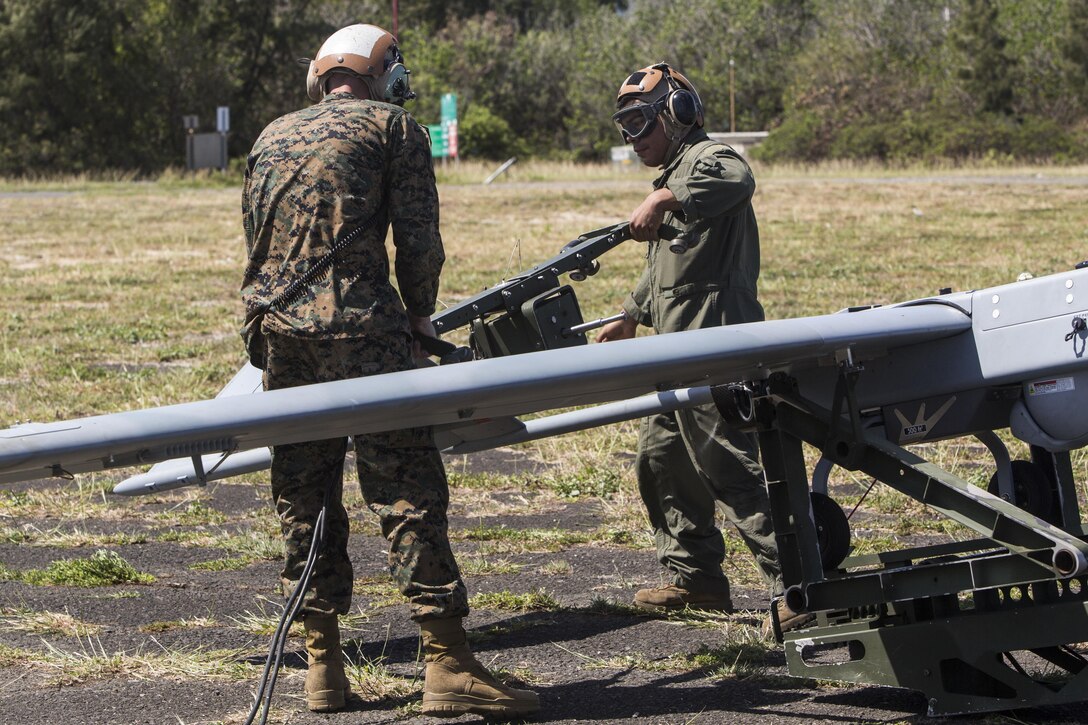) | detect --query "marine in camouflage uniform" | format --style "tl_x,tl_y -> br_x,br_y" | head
241,91 -> 467,623
241,25 -> 538,718
599,64 -> 783,613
